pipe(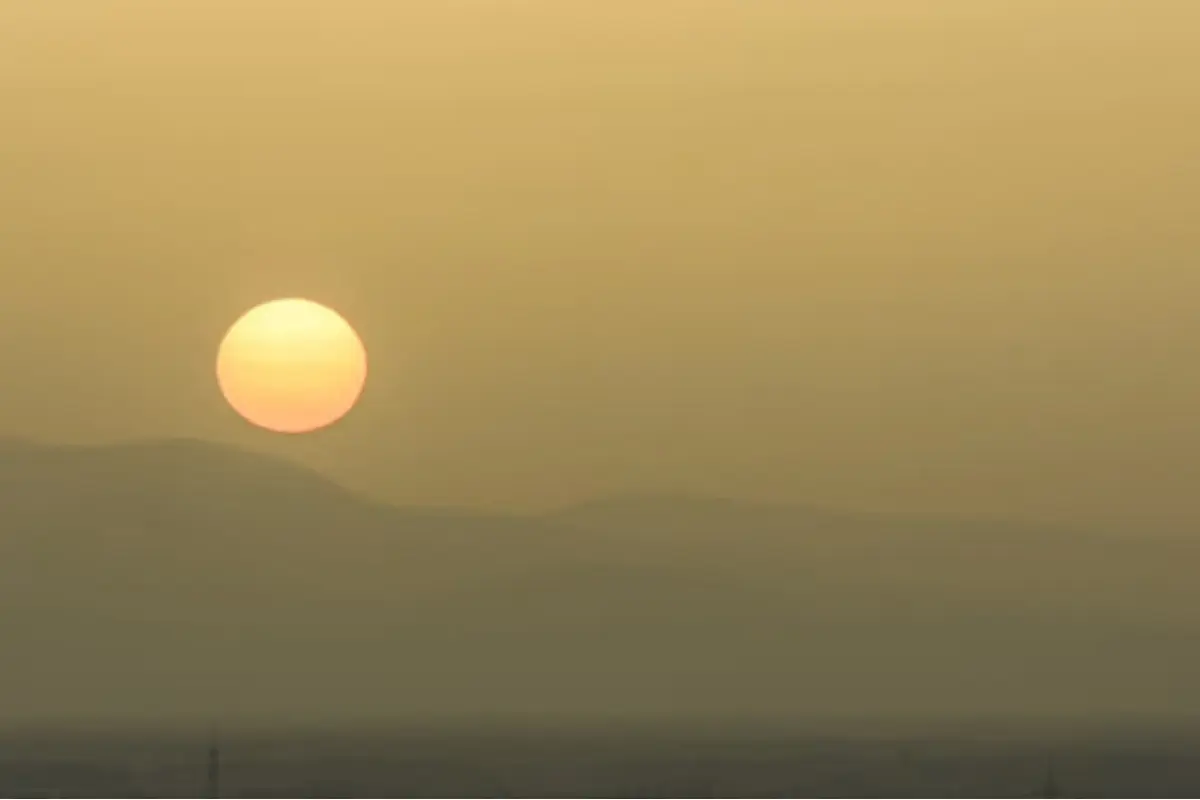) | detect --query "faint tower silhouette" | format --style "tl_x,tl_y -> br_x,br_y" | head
206,727 -> 220,799
1043,756 -> 1060,798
